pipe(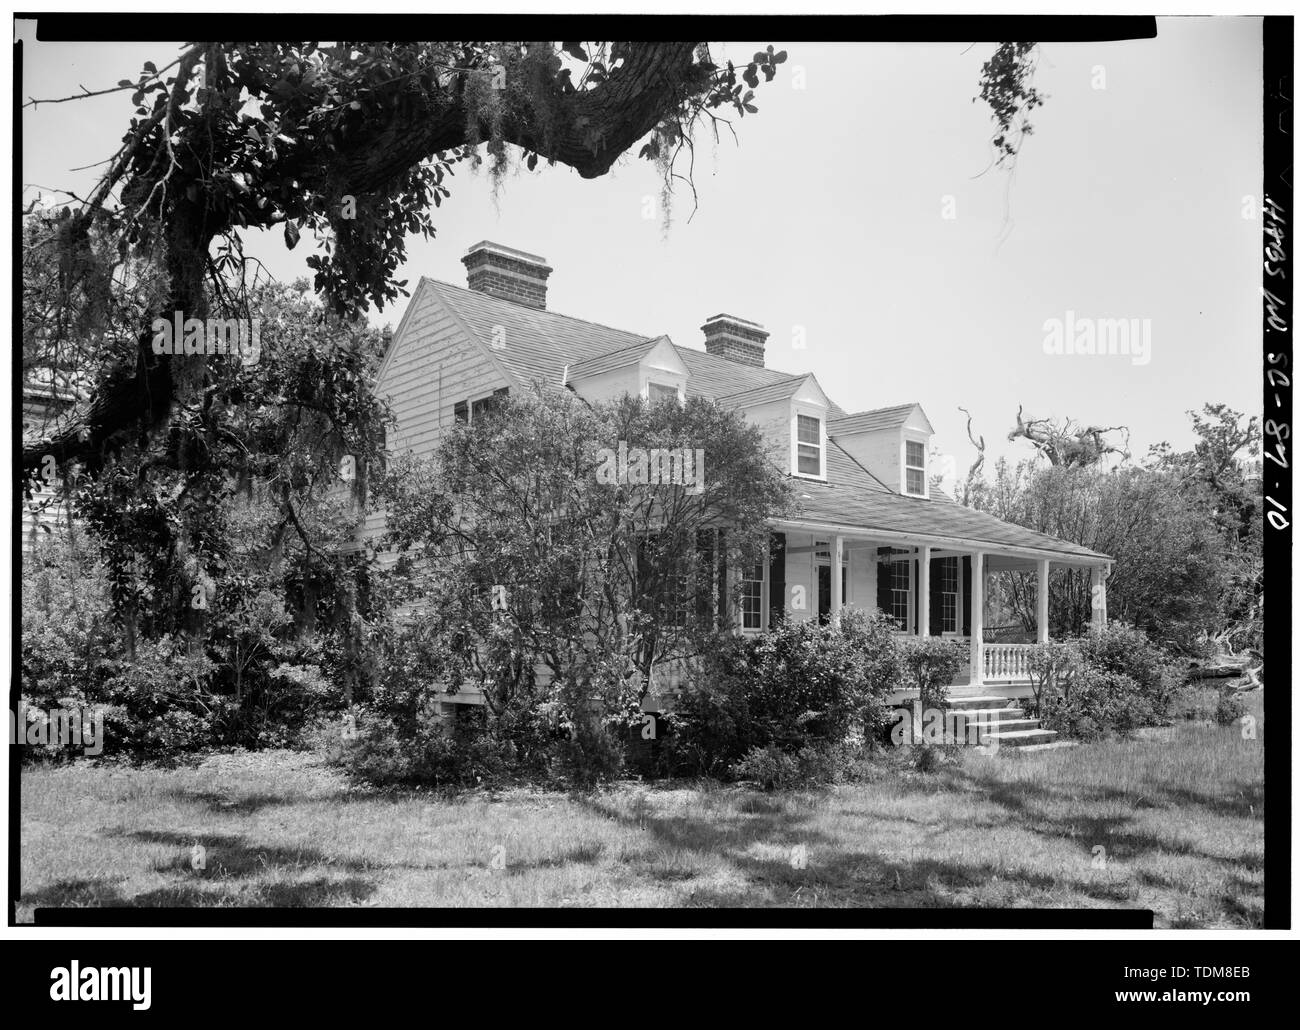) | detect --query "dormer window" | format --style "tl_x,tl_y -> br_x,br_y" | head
905,440 -> 926,495
797,414 -> 823,477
